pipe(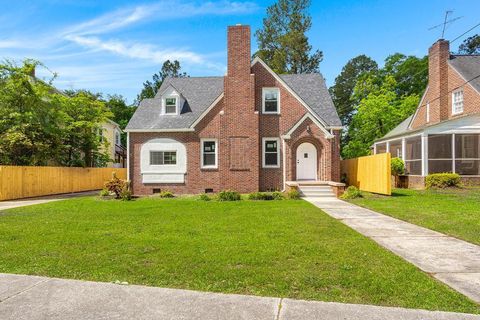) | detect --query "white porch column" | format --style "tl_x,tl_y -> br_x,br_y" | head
126,131 -> 130,181
282,137 -> 287,191
401,138 -> 406,161
452,133 -> 456,174
422,134 -> 428,176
